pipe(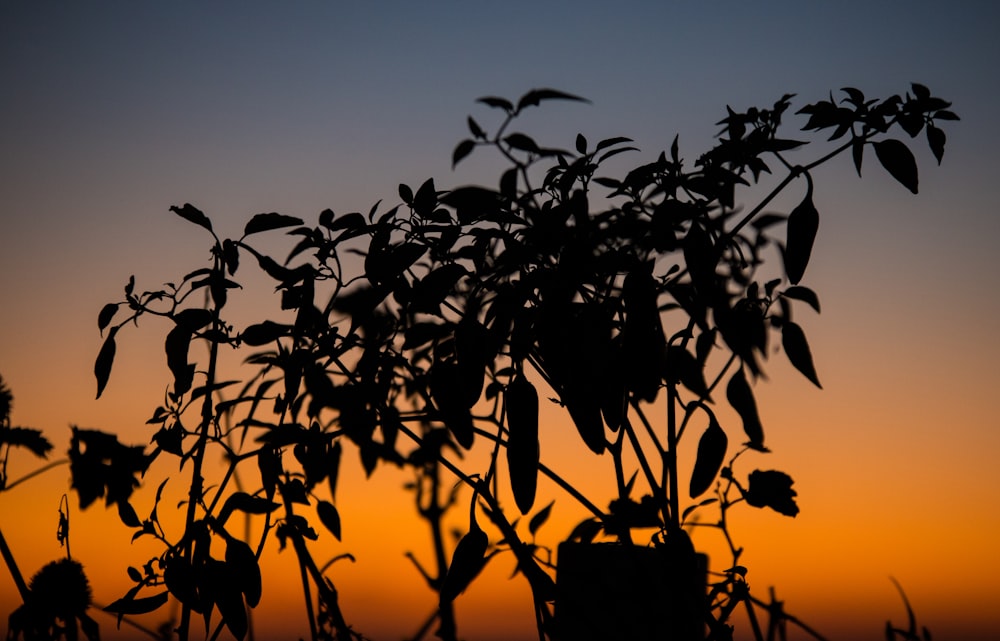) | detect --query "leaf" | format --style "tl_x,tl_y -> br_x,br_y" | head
575,133 -> 587,154
467,116 -> 486,140
127,566 -> 143,583
783,188 -> 819,285
476,95 -> 514,112
226,538 -> 263,607
452,139 -> 476,168
506,375 -> 540,514
515,88 -> 589,113
873,139 -> 918,194
0,427 -> 53,458
98,303 -> 119,333
243,212 -> 304,236
782,322 -> 821,388
689,417 -> 728,498
726,369 -> 765,450
117,501 -> 142,527
398,183 -> 414,204
95,328 -> 117,399
240,320 -> 289,346
744,470 -> 799,516
317,500 -> 342,541
783,286 -> 821,313
504,133 -> 541,154
104,591 -> 169,615
528,500 -> 554,536
169,203 -> 213,233
926,124 -> 945,164
218,492 -> 281,525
